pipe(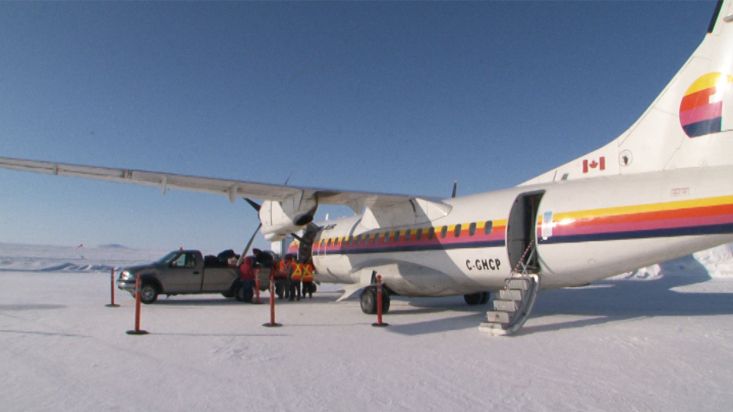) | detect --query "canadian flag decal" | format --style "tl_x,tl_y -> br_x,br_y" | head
582,156 -> 606,174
